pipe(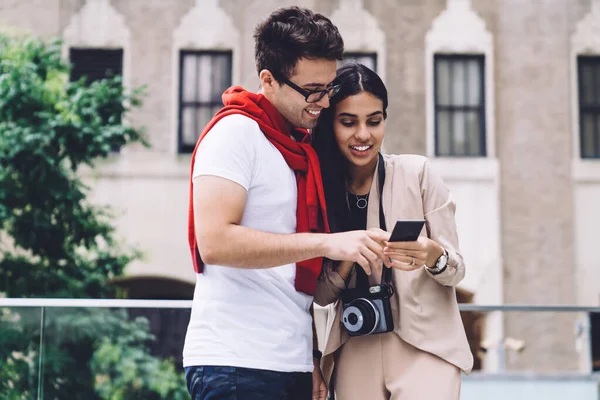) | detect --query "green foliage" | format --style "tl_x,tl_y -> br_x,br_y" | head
0,308 -> 188,399
0,33 -> 148,298
92,319 -> 188,400
0,33 -> 187,399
